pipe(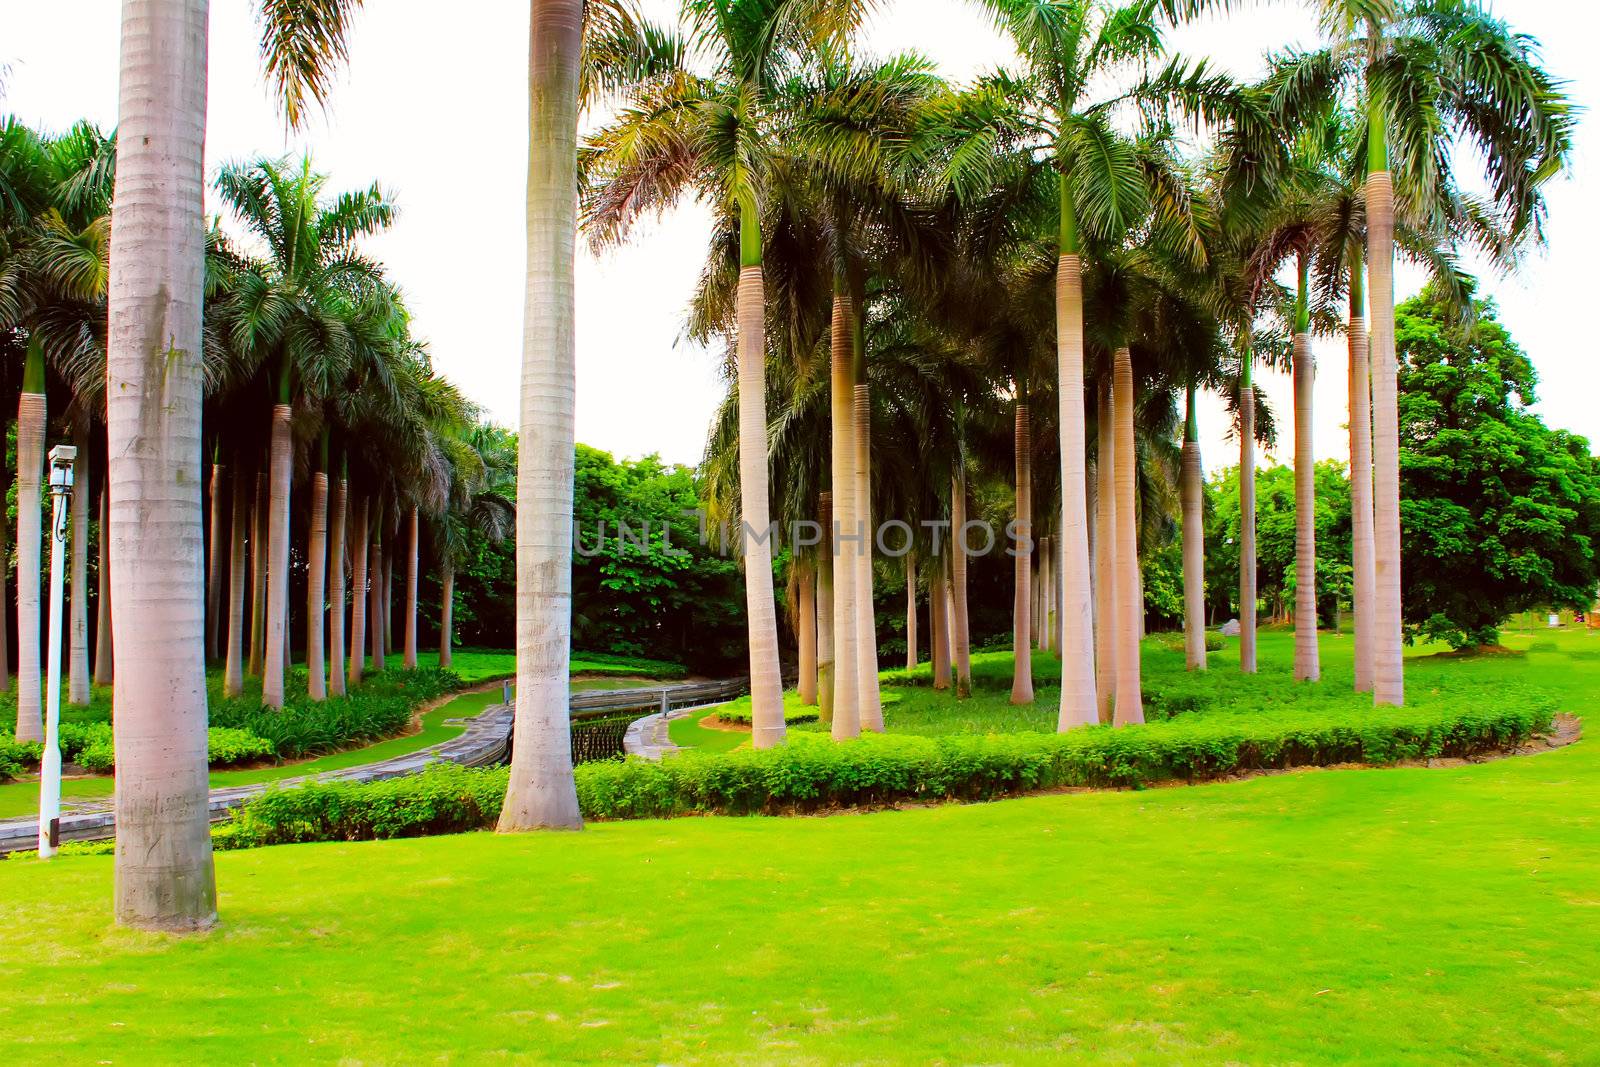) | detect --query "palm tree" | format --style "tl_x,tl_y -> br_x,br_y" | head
1279,0 -> 1574,704
498,0 -> 587,831
433,424 -> 514,669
